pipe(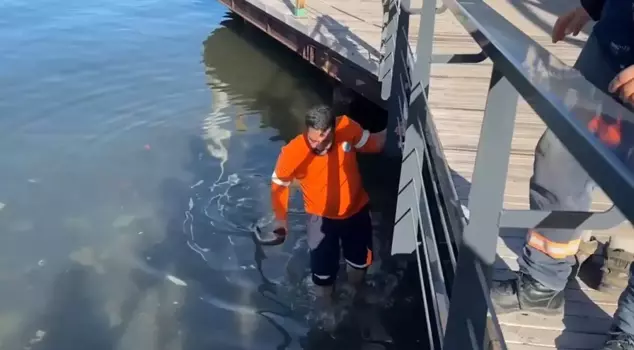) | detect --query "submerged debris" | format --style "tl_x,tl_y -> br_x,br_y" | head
27,329 -> 46,346
166,275 -> 187,286
69,246 -> 105,274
